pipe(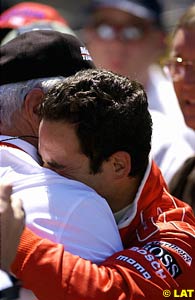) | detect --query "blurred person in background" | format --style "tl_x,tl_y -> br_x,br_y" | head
78,0 -> 194,184
164,4 -> 195,212
0,1 -> 75,44
79,0 -> 180,118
